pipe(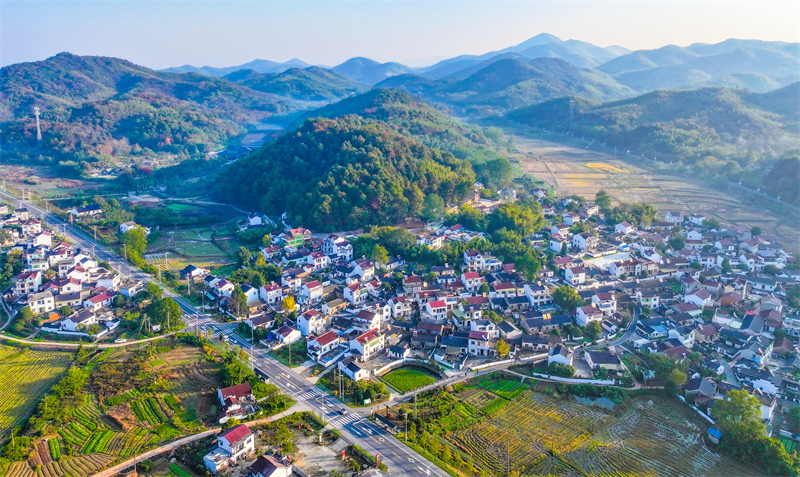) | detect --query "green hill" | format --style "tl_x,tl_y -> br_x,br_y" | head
505,84 -> 800,164
0,52 -> 296,166
226,66 -> 367,101
214,116 -> 476,230
295,88 -> 514,188
376,58 -> 633,115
